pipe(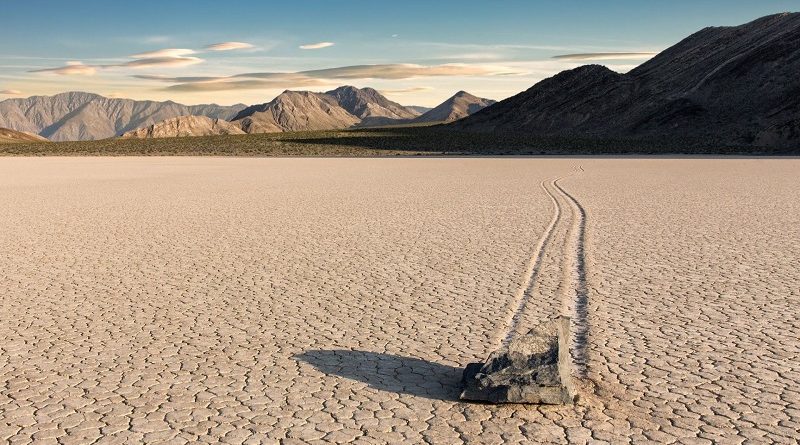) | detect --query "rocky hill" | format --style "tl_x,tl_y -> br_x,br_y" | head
0,92 -> 245,141
232,86 -> 423,133
454,13 -> 800,148
119,116 -> 245,138
326,86 -> 420,126
0,127 -> 49,144
414,91 -> 495,123
233,90 -> 361,133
